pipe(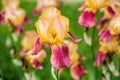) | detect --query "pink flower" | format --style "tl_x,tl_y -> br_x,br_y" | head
99,29 -> 112,42
78,10 -> 96,28
71,63 -> 87,80
95,51 -> 106,67
51,44 -> 73,70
